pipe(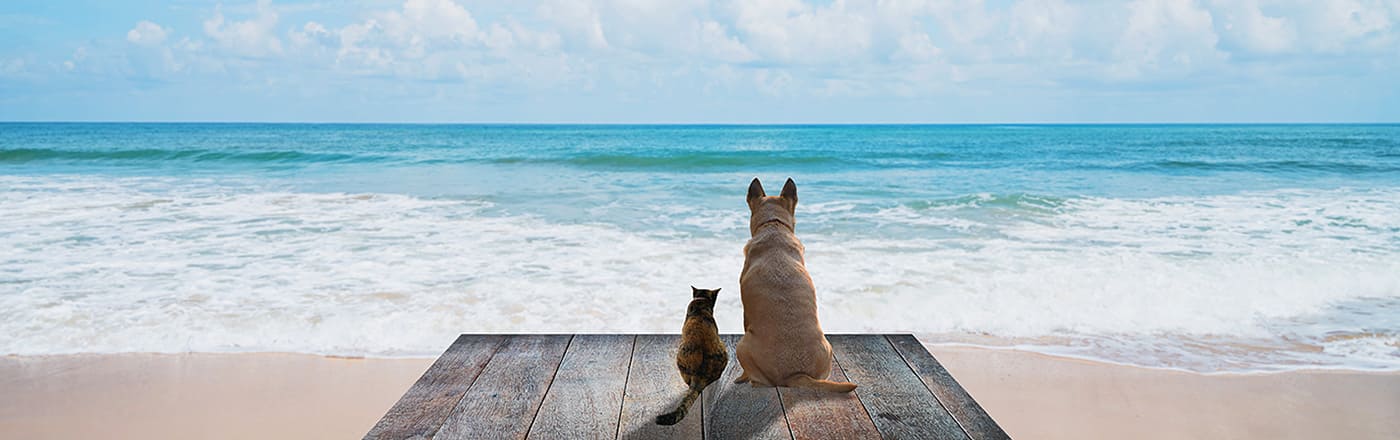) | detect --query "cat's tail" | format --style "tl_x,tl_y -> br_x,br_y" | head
788,373 -> 858,393
655,387 -> 702,426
